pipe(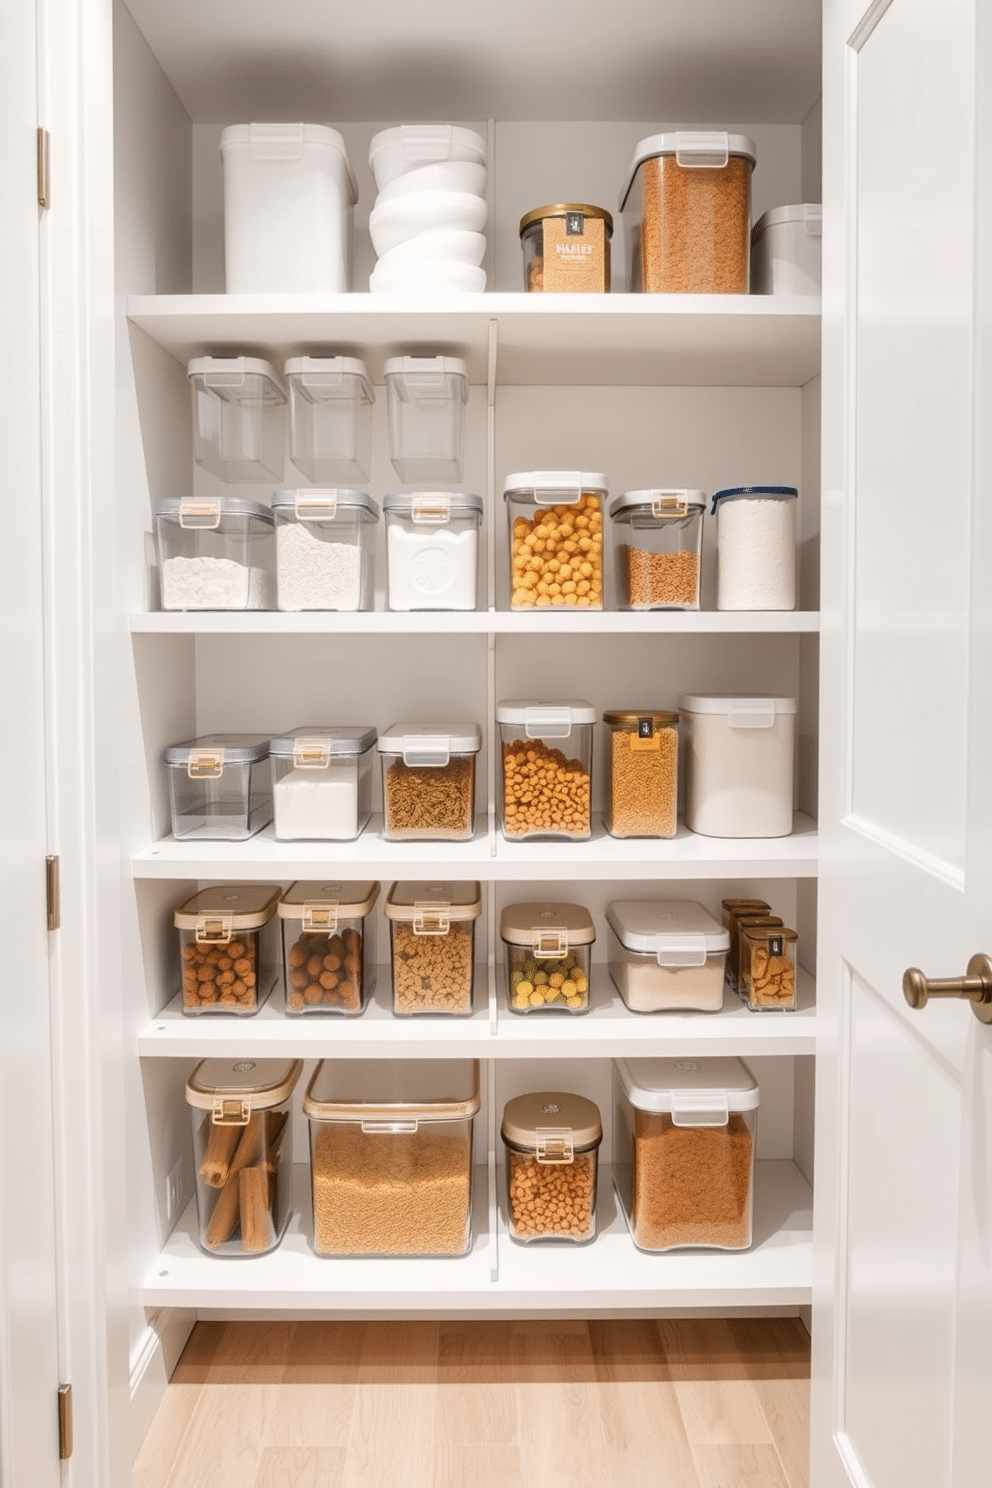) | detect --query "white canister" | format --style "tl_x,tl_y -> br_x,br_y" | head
750,204 -> 822,295
382,492 -> 482,610
679,694 -> 796,838
711,485 -> 798,611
